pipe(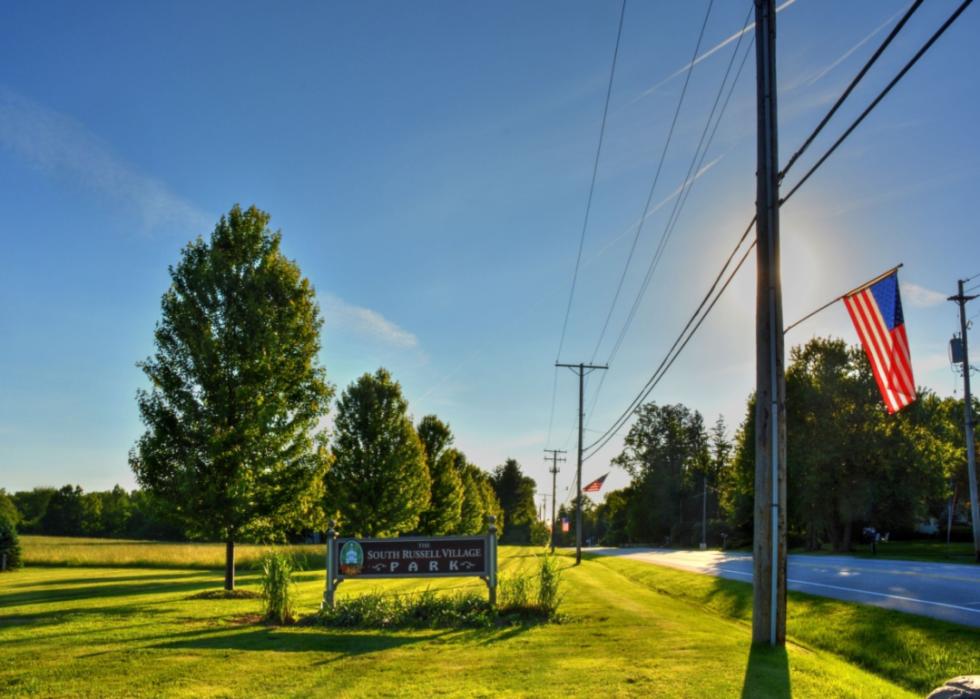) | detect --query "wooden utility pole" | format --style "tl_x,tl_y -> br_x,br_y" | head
556,362 -> 607,564
950,279 -> 980,562
545,449 -> 567,553
752,0 -> 787,646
